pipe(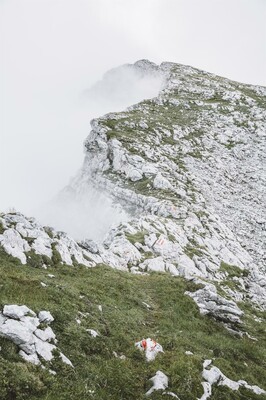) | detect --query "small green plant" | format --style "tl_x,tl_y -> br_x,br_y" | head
126,230 -> 148,245
0,220 -> 5,234
44,226 -> 54,239
184,243 -> 205,259
220,261 -> 248,278
224,140 -> 236,149
26,250 -> 51,269
51,244 -> 62,266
